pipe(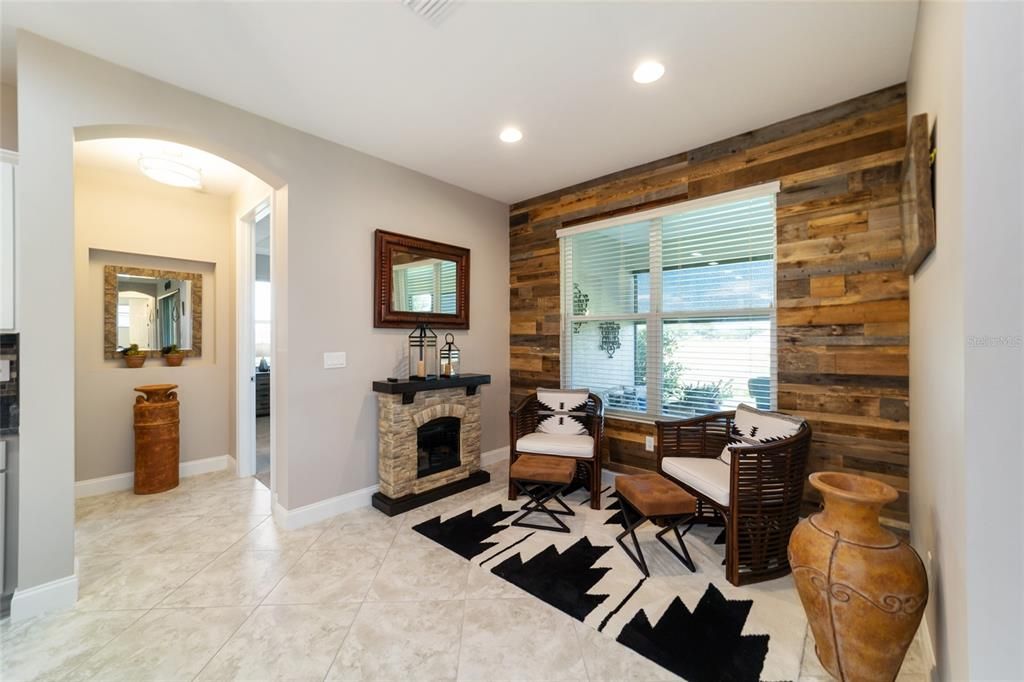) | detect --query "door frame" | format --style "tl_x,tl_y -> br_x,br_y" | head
236,198 -> 272,481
